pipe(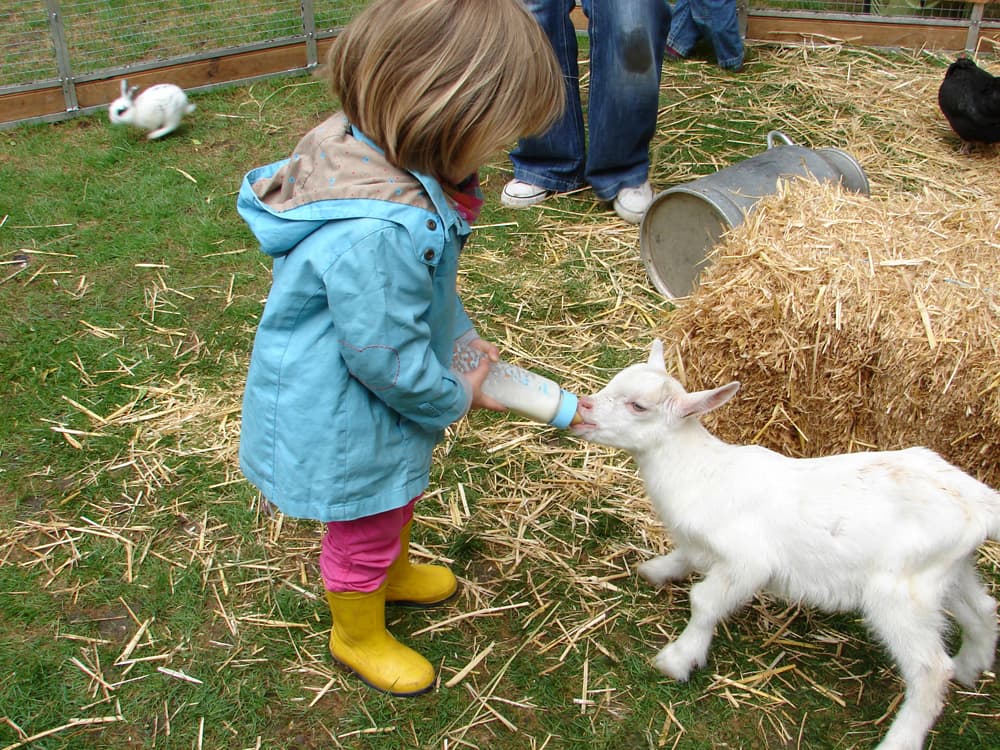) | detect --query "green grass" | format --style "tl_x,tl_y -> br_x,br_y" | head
1,45 -> 998,750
